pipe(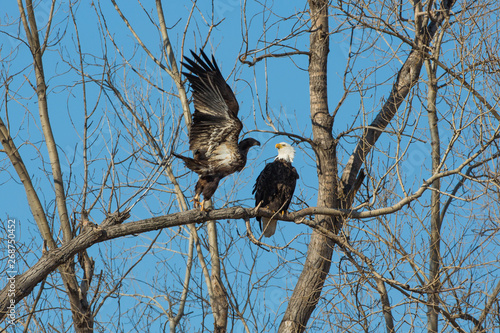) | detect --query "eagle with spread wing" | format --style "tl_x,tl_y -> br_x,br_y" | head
174,50 -> 260,211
